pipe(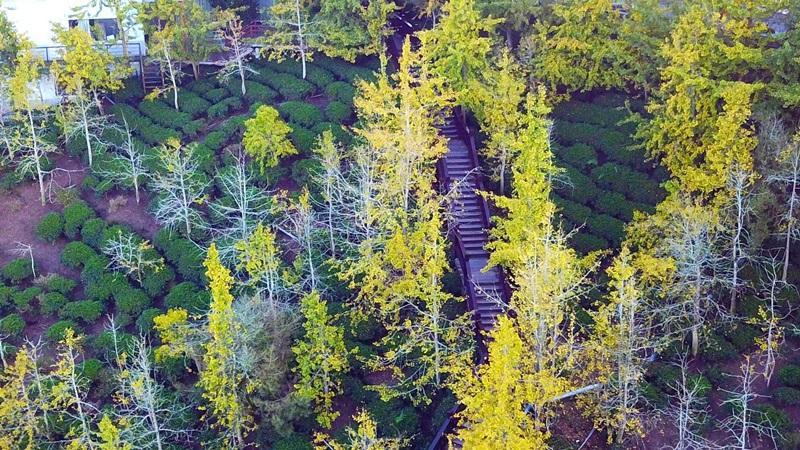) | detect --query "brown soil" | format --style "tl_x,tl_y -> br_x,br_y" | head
0,154 -> 86,277
1,153 -> 159,276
